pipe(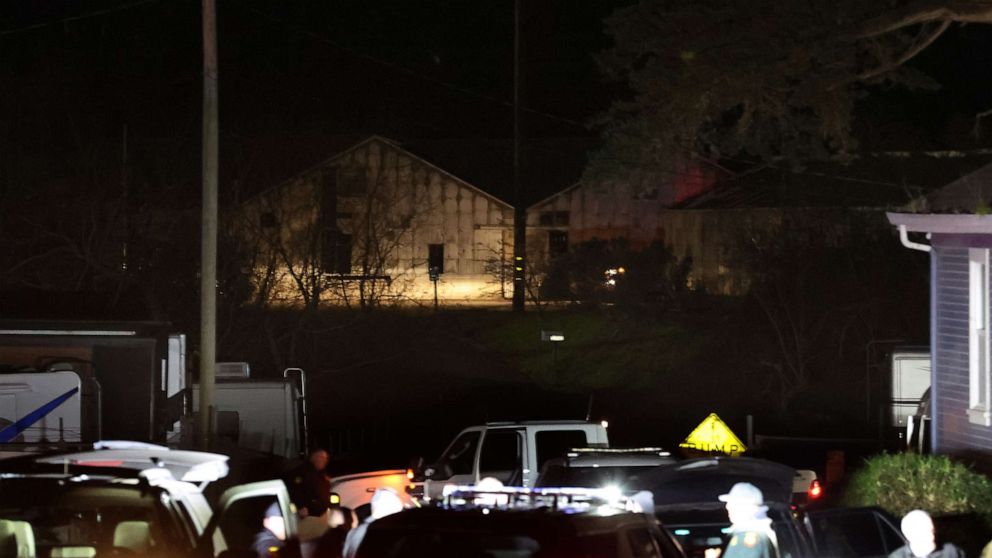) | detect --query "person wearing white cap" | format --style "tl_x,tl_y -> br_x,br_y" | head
341,488 -> 404,558
889,510 -> 964,558
718,482 -> 779,558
